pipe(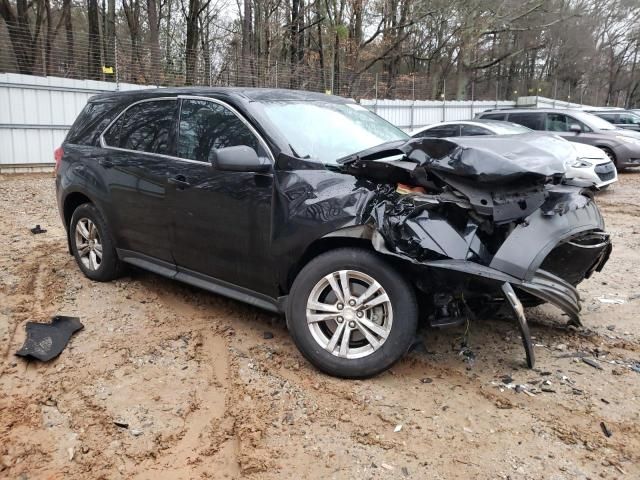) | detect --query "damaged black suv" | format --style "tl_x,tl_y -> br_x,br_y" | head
56,88 -> 611,378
